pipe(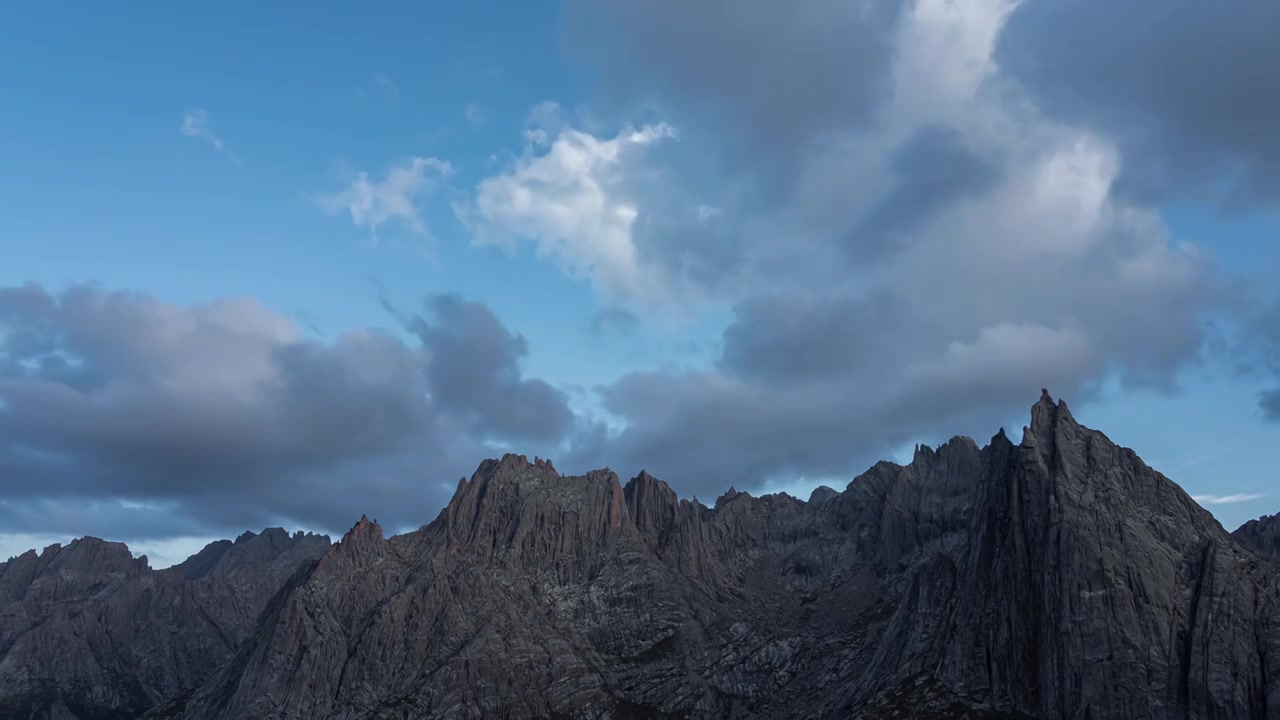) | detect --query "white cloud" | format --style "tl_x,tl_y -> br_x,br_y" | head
463,116 -> 676,300
181,109 -> 231,156
464,103 -> 486,127
1192,493 -> 1265,506
889,0 -> 1016,122
318,157 -> 453,239
522,101 -> 569,146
